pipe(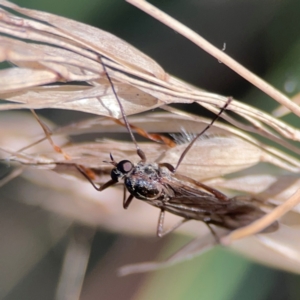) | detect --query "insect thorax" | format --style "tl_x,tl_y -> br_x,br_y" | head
124,162 -> 169,201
